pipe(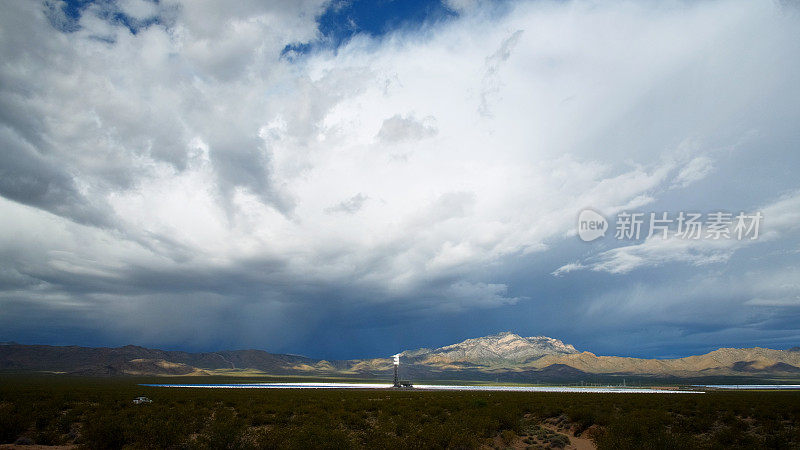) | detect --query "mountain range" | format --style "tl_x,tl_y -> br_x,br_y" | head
2,332 -> 800,381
